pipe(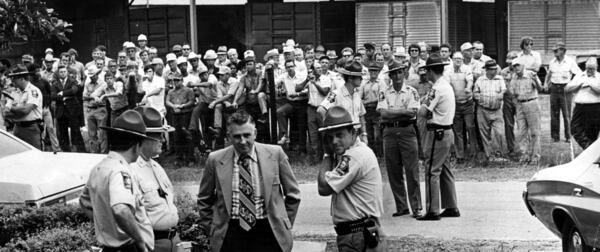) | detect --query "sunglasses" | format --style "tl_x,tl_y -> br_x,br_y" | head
410,49 -> 419,52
